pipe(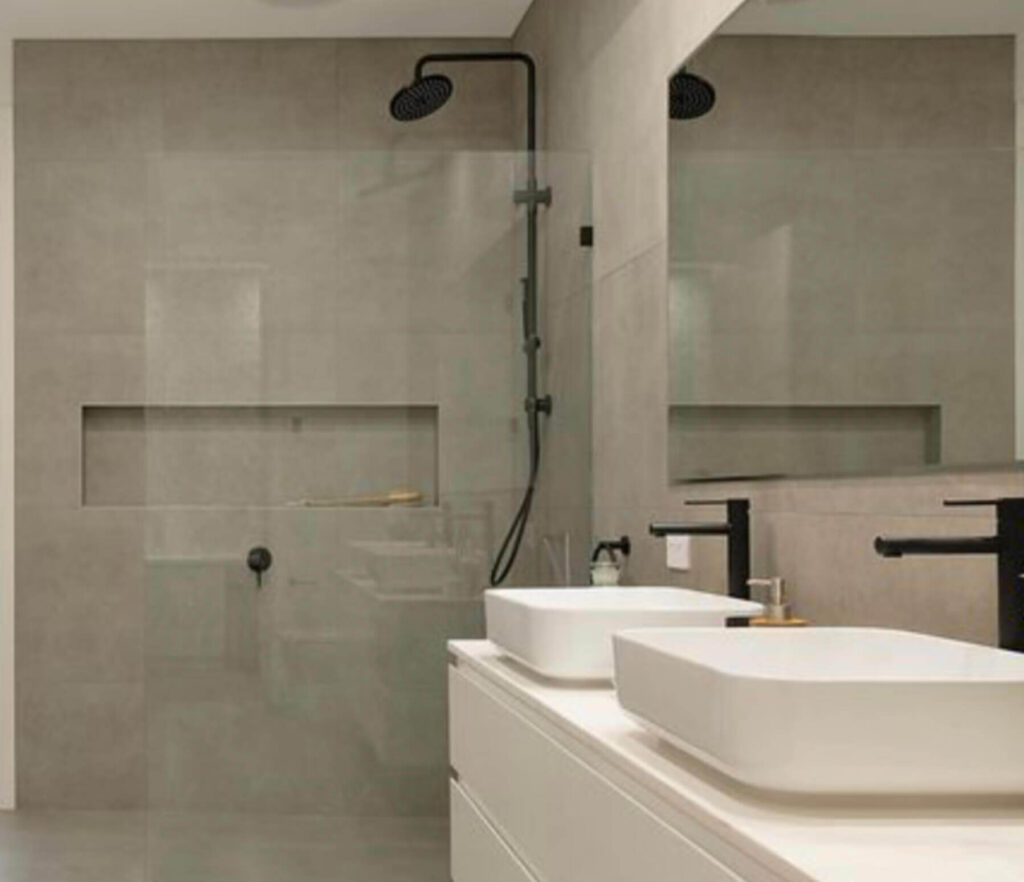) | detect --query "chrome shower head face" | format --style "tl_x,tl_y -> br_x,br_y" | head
669,69 -> 716,121
389,74 -> 454,122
